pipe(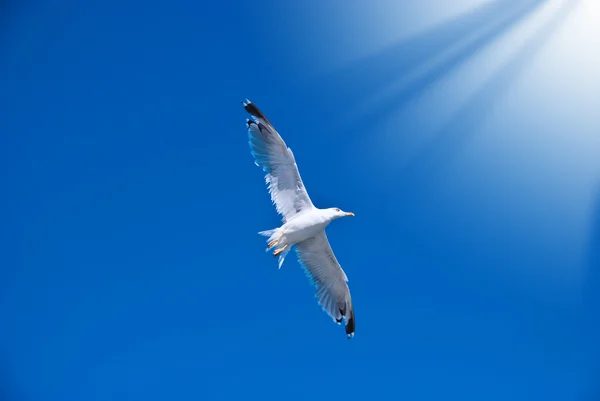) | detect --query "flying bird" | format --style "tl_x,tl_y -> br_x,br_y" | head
243,99 -> 356,338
